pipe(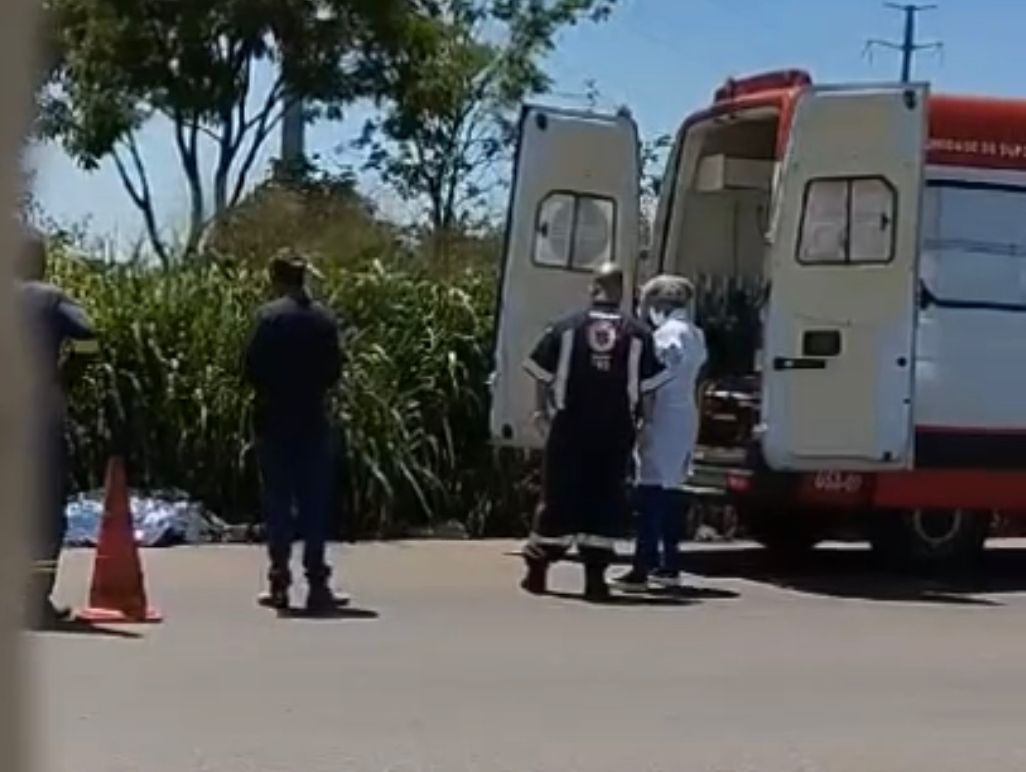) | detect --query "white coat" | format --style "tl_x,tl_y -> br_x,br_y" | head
635,310 -> 708,489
